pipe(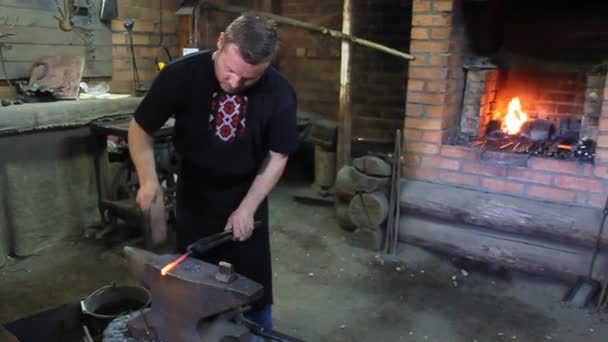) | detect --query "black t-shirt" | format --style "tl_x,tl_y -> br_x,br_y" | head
133,50 -> 297,193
